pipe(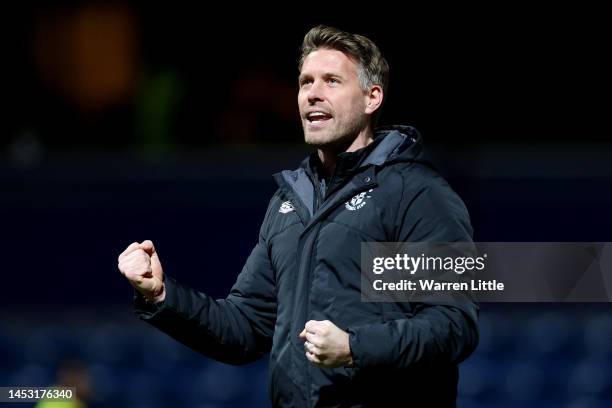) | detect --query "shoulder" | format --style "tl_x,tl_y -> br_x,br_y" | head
380,162 -> 472,232
261,189 -> 284,225
378,161 -> 459,203
259,189 -> 301,240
